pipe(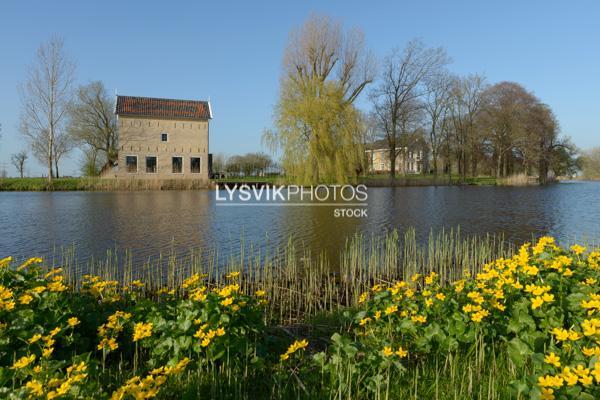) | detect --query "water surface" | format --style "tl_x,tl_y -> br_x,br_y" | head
1,181 -> 599,265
